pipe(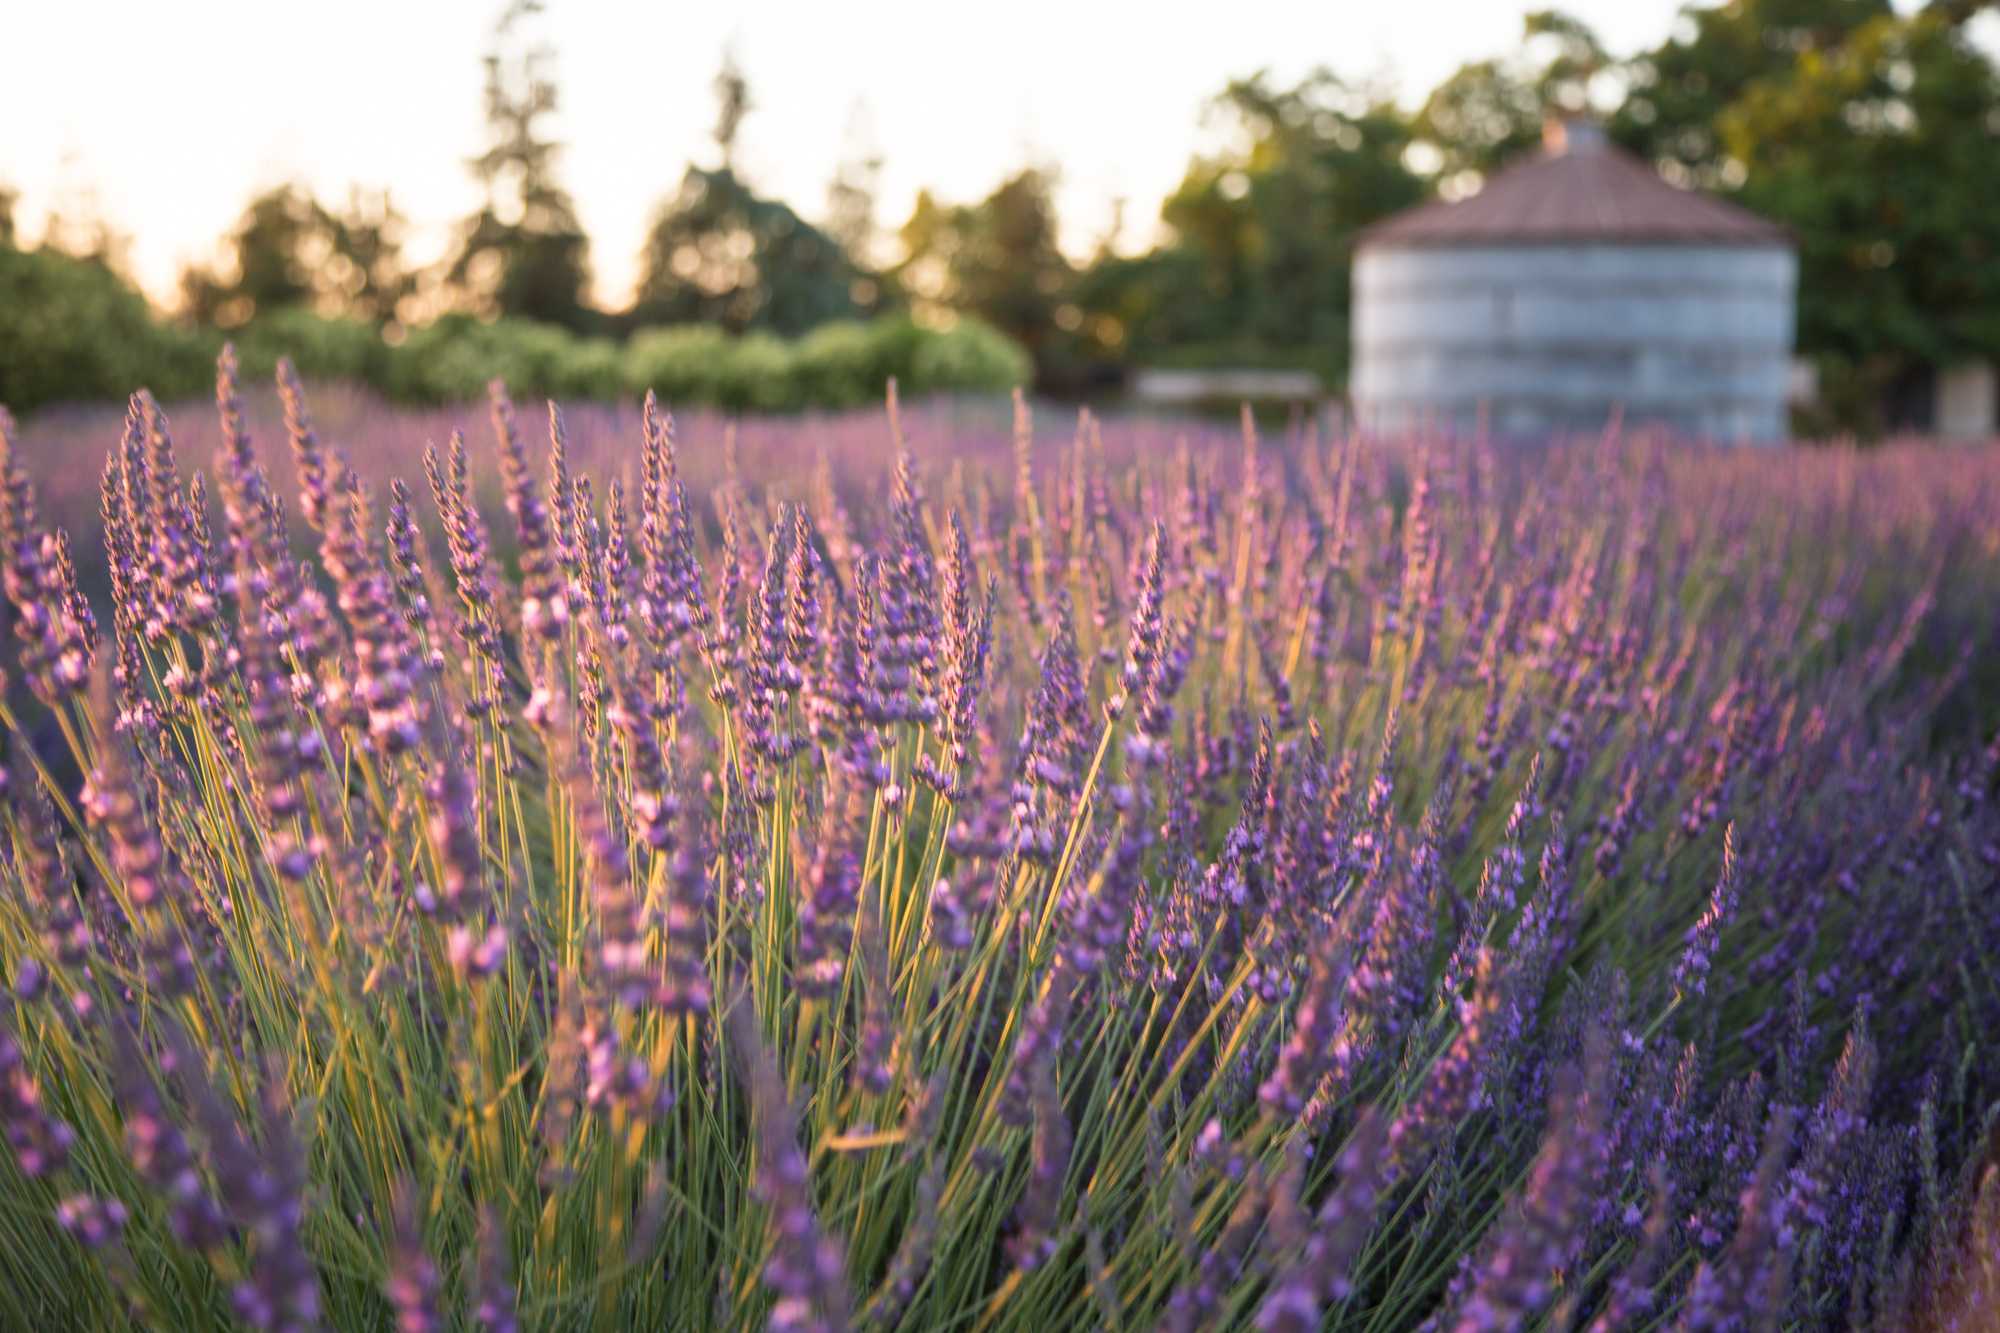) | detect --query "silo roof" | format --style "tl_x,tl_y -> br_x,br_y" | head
1358,120 -> 1793,250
